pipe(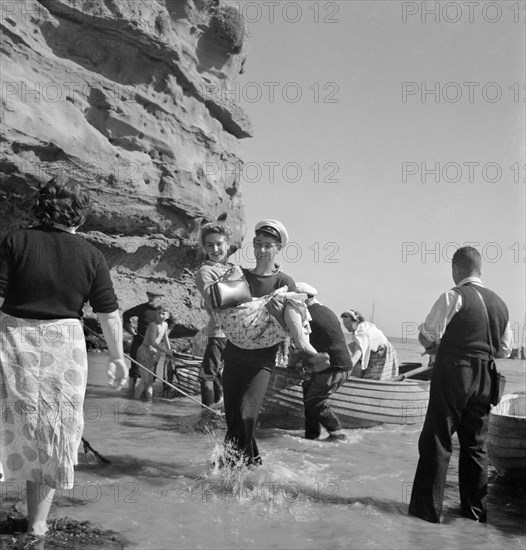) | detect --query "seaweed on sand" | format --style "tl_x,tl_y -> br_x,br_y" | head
0,505 -> 128,549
